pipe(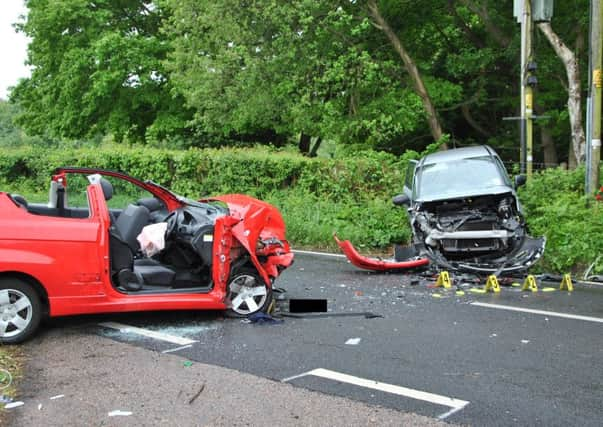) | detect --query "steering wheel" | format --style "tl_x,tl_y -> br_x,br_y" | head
164,209 -> 182,238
